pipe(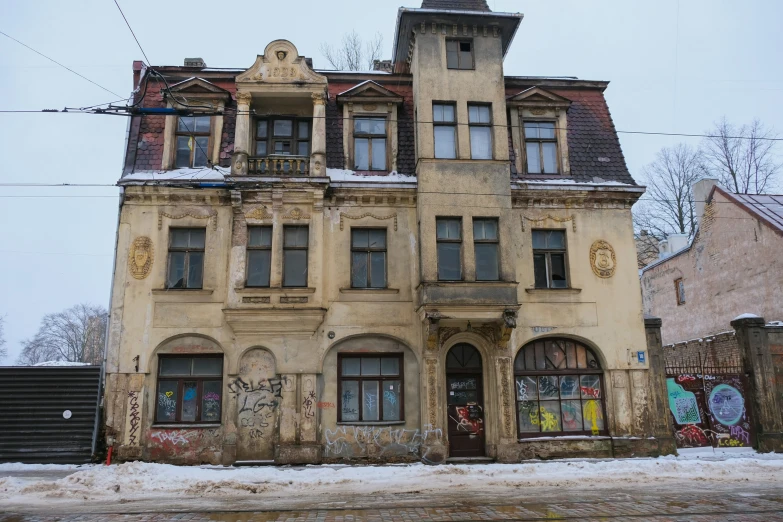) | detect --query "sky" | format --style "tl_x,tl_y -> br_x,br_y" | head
1,0 -> 781,364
